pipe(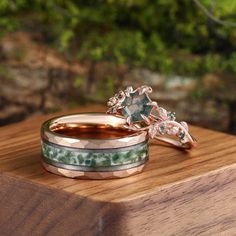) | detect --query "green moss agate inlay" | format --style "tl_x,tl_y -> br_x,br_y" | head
41,141 -> 148,168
